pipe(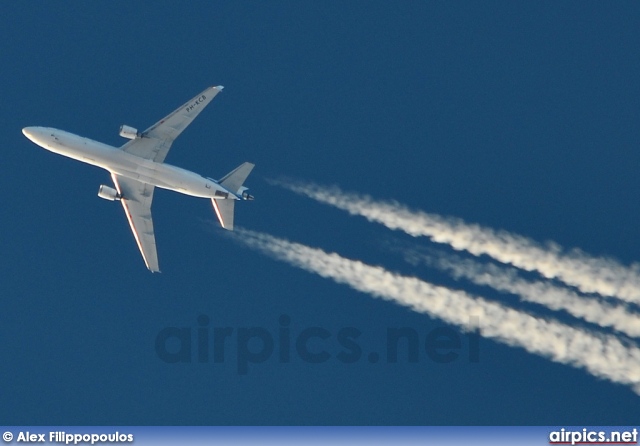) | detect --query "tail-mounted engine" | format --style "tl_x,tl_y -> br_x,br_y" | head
98,185 -> 121,201
238,186 -> 254,201
119,125 -> 141,140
